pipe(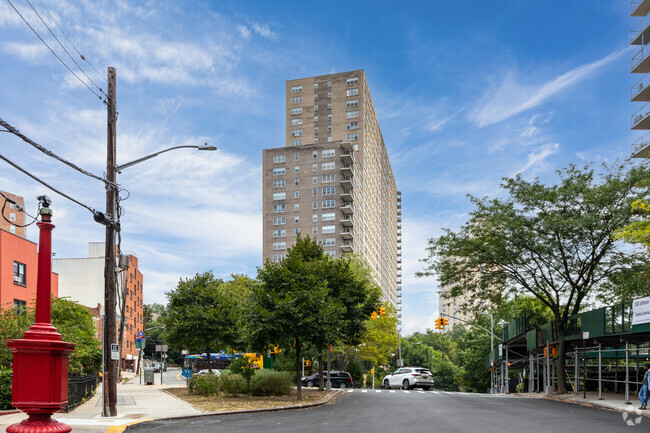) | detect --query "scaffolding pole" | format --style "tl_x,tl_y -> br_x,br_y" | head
626,342 -> 631,404
598,344 -> 603,400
